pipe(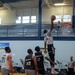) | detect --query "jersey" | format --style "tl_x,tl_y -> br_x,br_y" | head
25,55 -> 35,70
44,30 -> 53,45
35,52 -> 44,69
1,53 -> 11,70
35,52 -> 45,74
